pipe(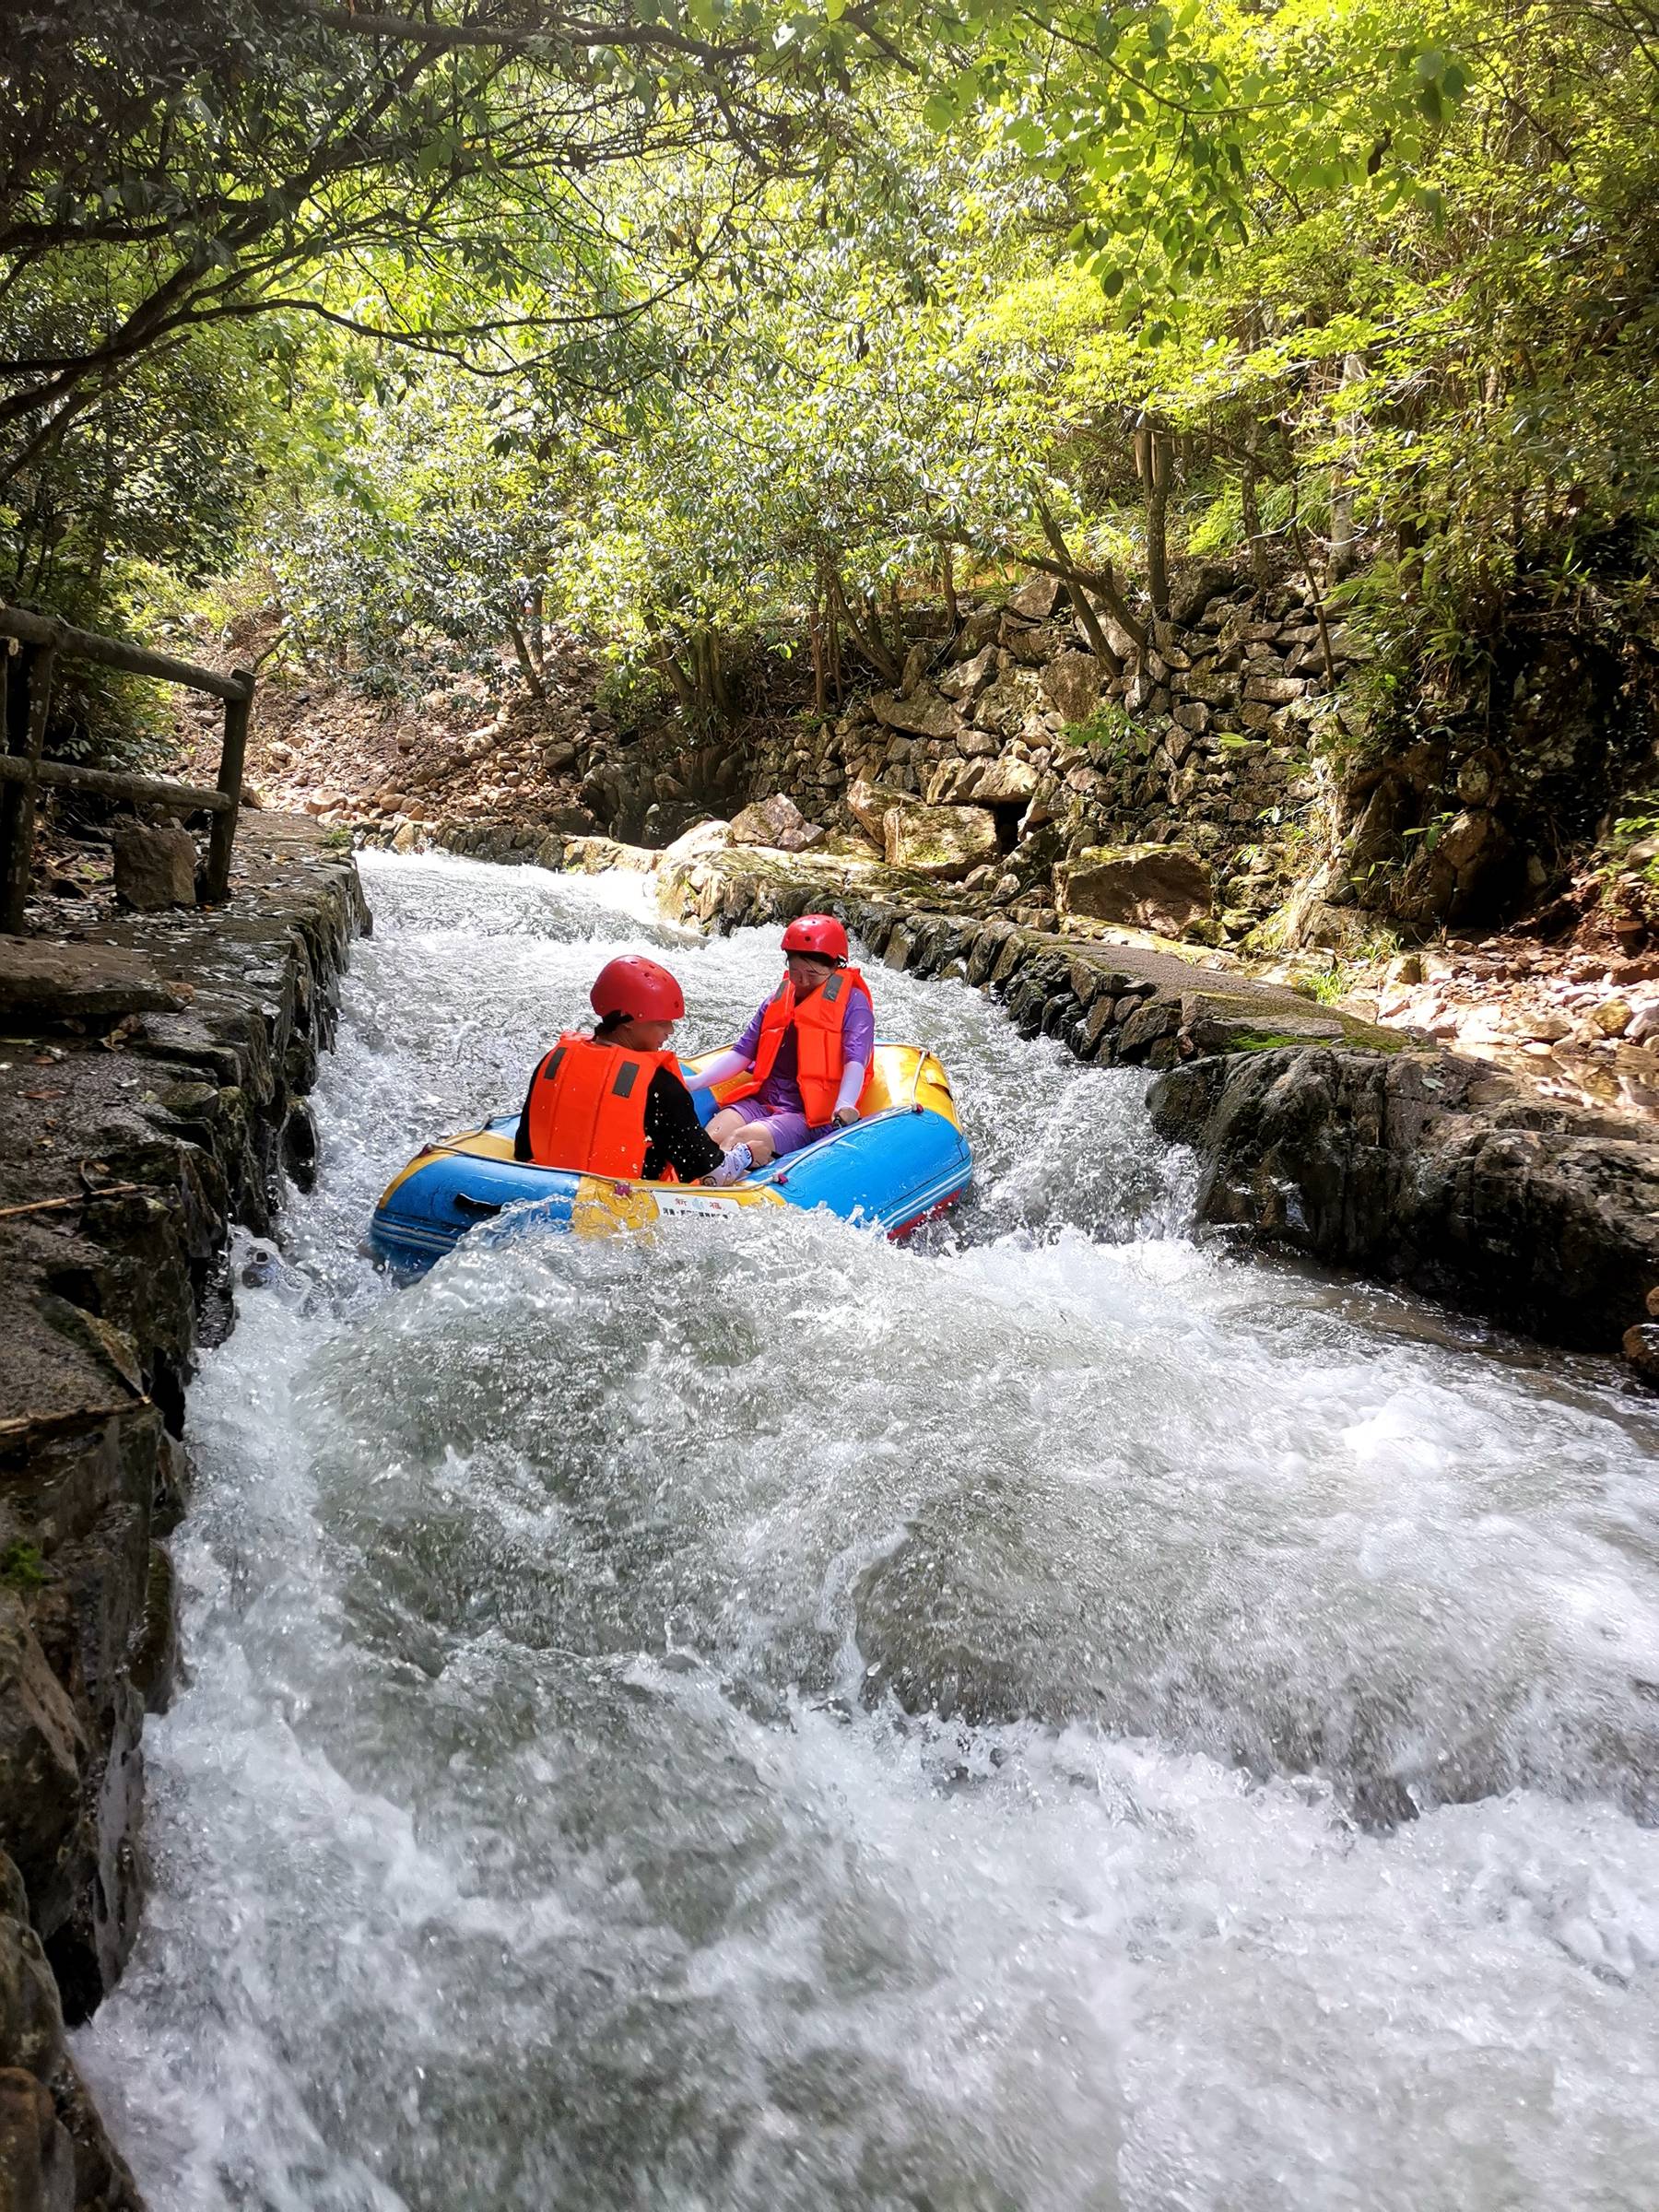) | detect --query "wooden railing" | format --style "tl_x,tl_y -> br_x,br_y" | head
0,604 -> 254,934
